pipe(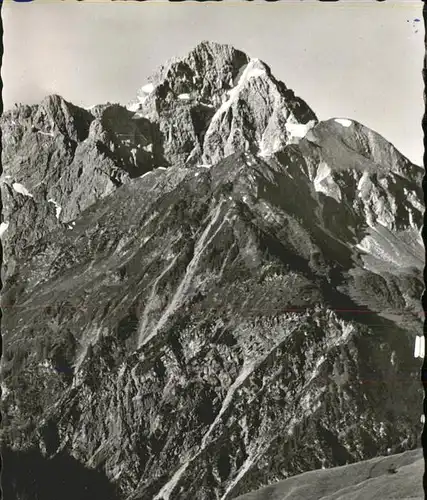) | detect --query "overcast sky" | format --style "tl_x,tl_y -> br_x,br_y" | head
2,0 -> 424,165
